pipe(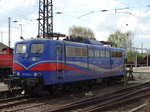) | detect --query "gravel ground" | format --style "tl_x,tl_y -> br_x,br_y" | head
129,73 -> 150,112
0,83 -> 8,91
133,72 -> 150,80
1,82 -> 136,112
1,72 -> 150,112
111,72 -> 150,112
